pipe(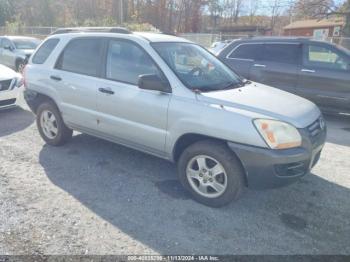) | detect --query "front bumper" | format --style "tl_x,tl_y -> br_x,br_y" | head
228,118 -> 327,189
0,88 -> 21,110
